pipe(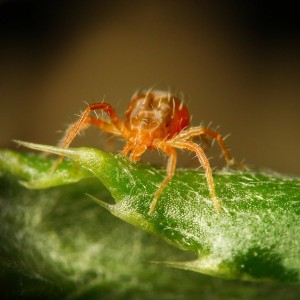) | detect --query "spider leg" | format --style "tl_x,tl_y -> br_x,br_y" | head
84,116 -> 122,136
58,103 -> 127,149
149,143 -> 177,213
122,142 -> 133,157
121,142 -> 148,163
51,103 -> 128,172
167,139 -> 221,212
175,127 -> 234,166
